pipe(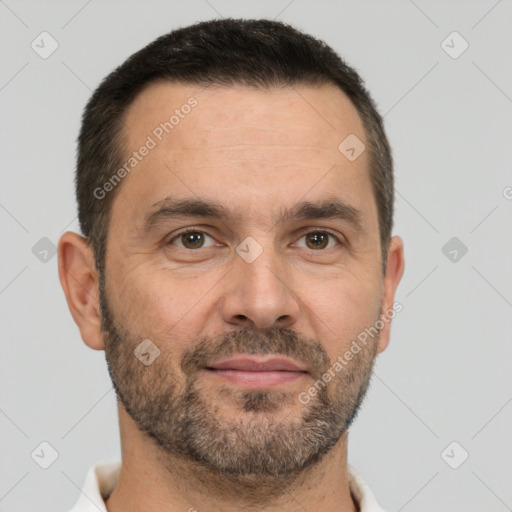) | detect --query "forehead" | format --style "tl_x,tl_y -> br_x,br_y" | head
122,80 -> 366,152
111,80 -> 375,232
